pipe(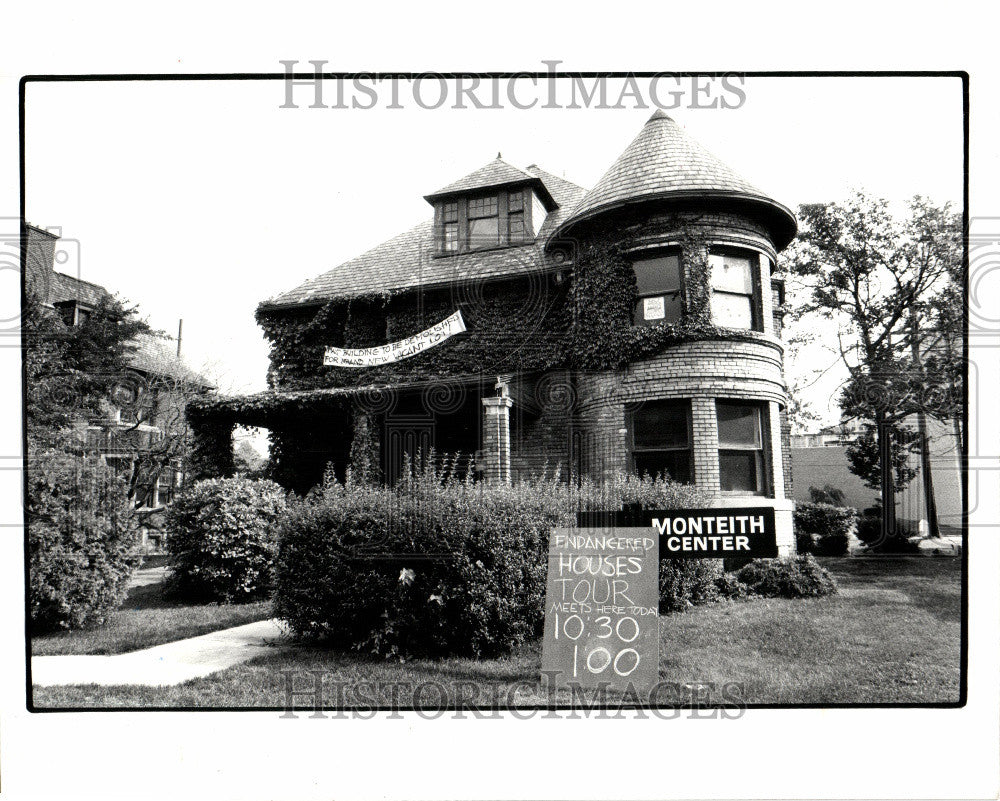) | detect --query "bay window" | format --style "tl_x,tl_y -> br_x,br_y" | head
632,252 -> 682,326
709,250 -> 760,330
716,400 -> 767,494
629,399 -> 692,483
